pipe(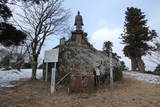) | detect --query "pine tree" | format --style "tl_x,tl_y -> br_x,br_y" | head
0,0 -> 28,47
0,22 -> 27,47
120,61 -> 127,71
103,41 -> 113,56
0,0 -> 12,21
121,7 -> 157,72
